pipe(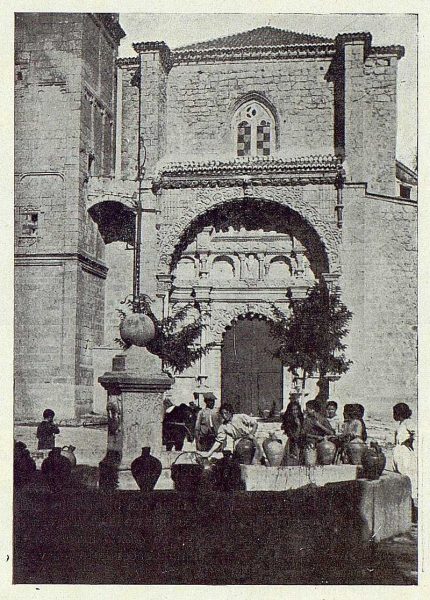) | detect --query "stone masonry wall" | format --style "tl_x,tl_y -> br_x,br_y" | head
14,261 -> 78,421
15,13 -> 120,419
363,54 -> 398,196
103,241 -> 134,346
74,265 -> 106,416
336,186 -> 417,413
75,16 -> 120,414
164,58 -> 334,164
342,41 -> 398,197
139,52 -> 168,175
120,63 -> 139,179
15,14 -> 84,420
